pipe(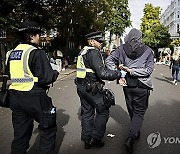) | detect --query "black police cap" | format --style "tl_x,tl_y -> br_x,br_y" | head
85,31 -> 104,43
18,21 -> 44,34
